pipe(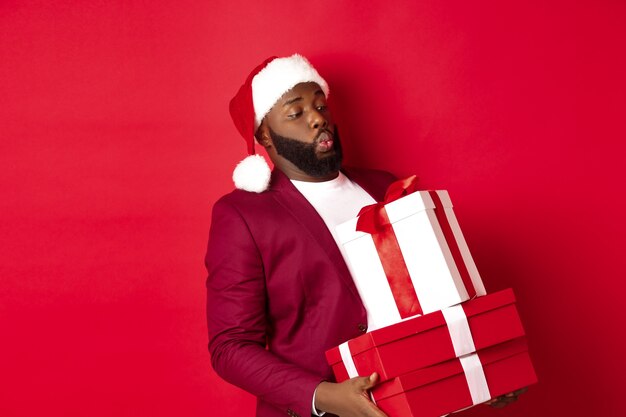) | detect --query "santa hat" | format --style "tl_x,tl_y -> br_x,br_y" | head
229,54 -> 330,192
